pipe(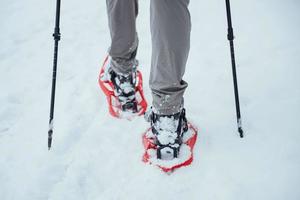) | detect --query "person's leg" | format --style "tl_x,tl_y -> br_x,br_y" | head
150,0 -> 191,115
106,0 -> 139,74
